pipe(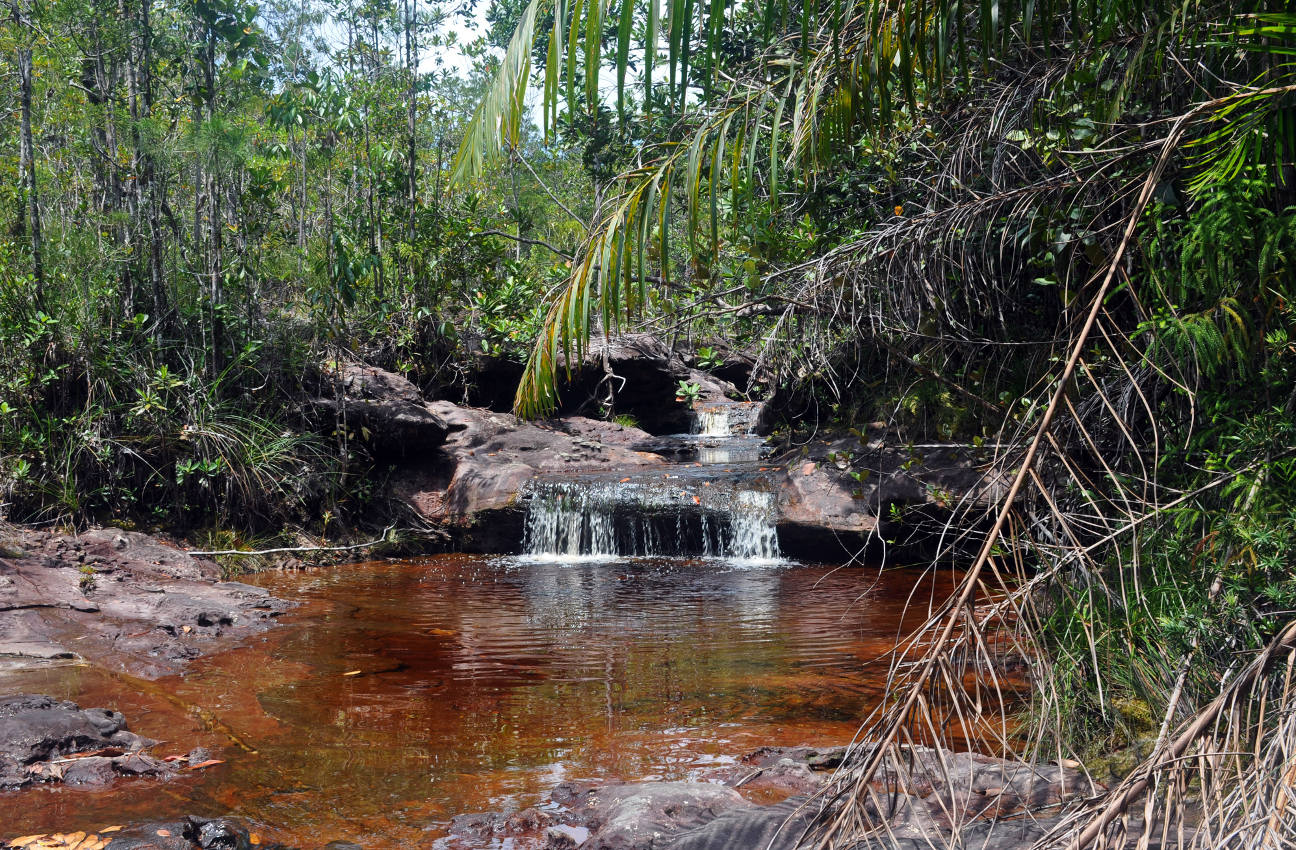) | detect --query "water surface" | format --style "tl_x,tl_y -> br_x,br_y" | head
0,555 -> 957,847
